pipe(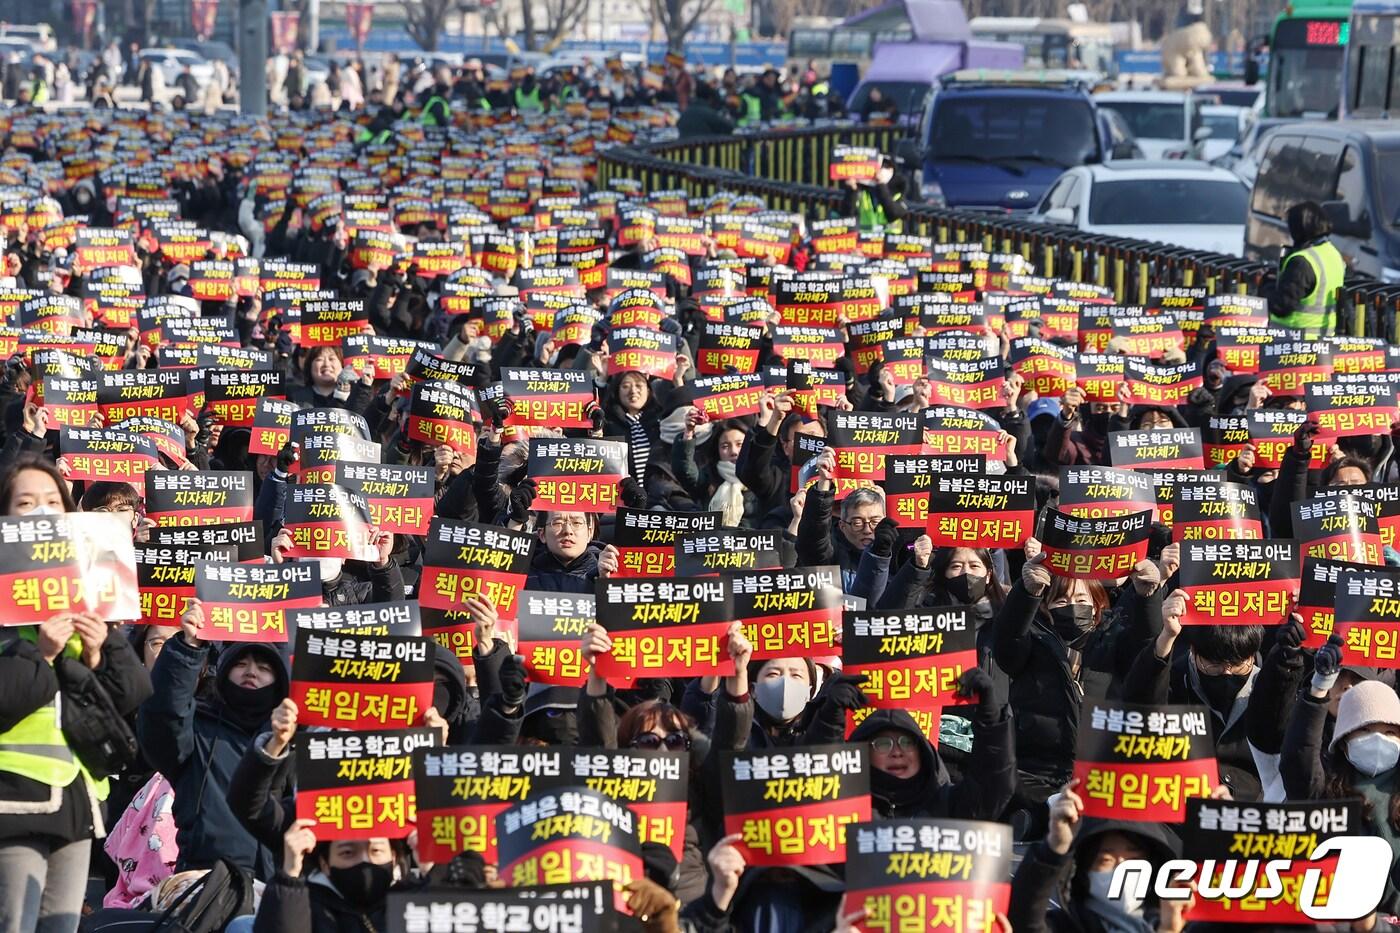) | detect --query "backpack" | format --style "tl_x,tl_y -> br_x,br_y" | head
154,859 -> 256,933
